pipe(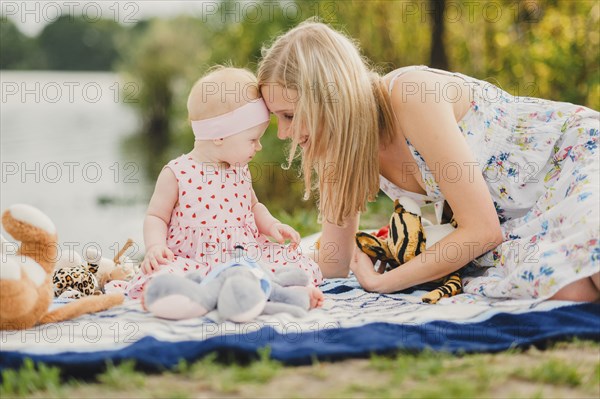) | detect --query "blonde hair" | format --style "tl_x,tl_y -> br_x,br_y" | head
187,66 -> 261,121
257,21 -> 397,226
